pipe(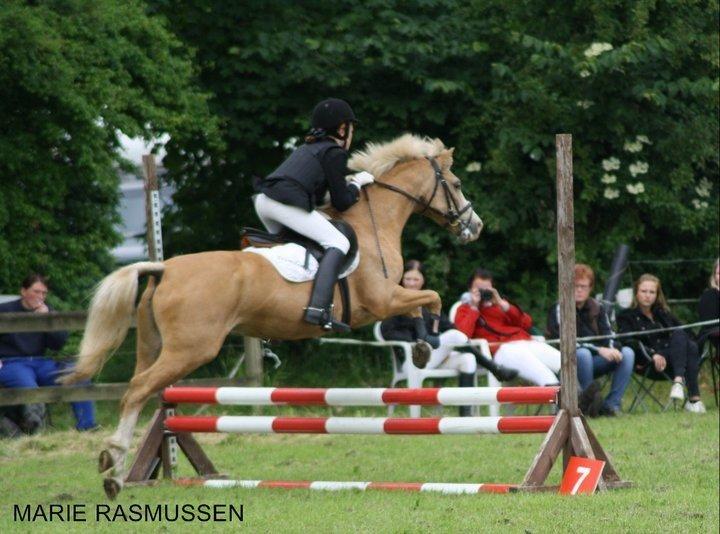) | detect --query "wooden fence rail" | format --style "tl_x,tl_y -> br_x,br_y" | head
0,311 -> 90,334
0,377 -> 249,406
0,312 -> 263,404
